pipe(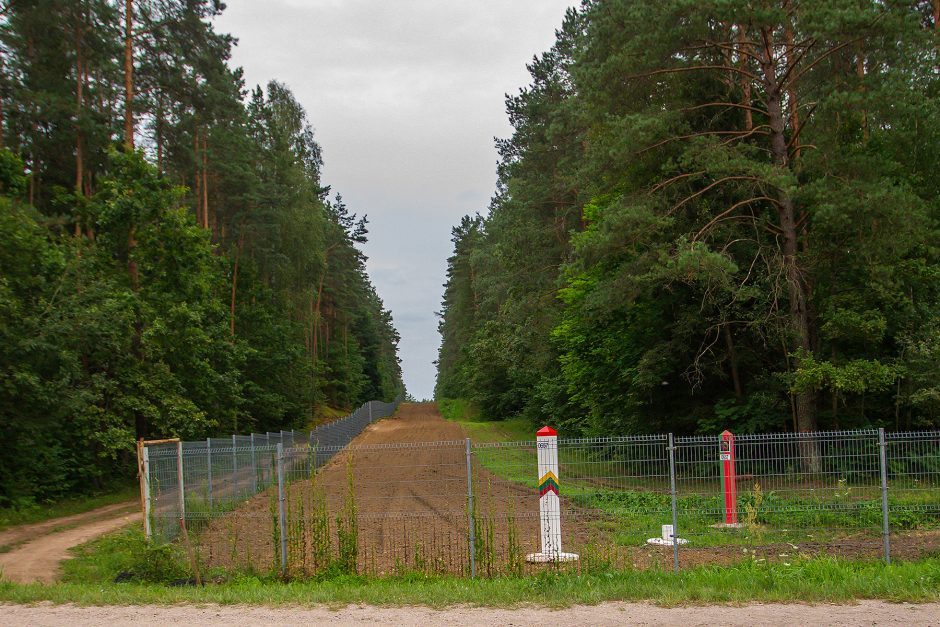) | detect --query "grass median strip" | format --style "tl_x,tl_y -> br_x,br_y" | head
3,528 -> 940,607
1,557 -> 939,607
